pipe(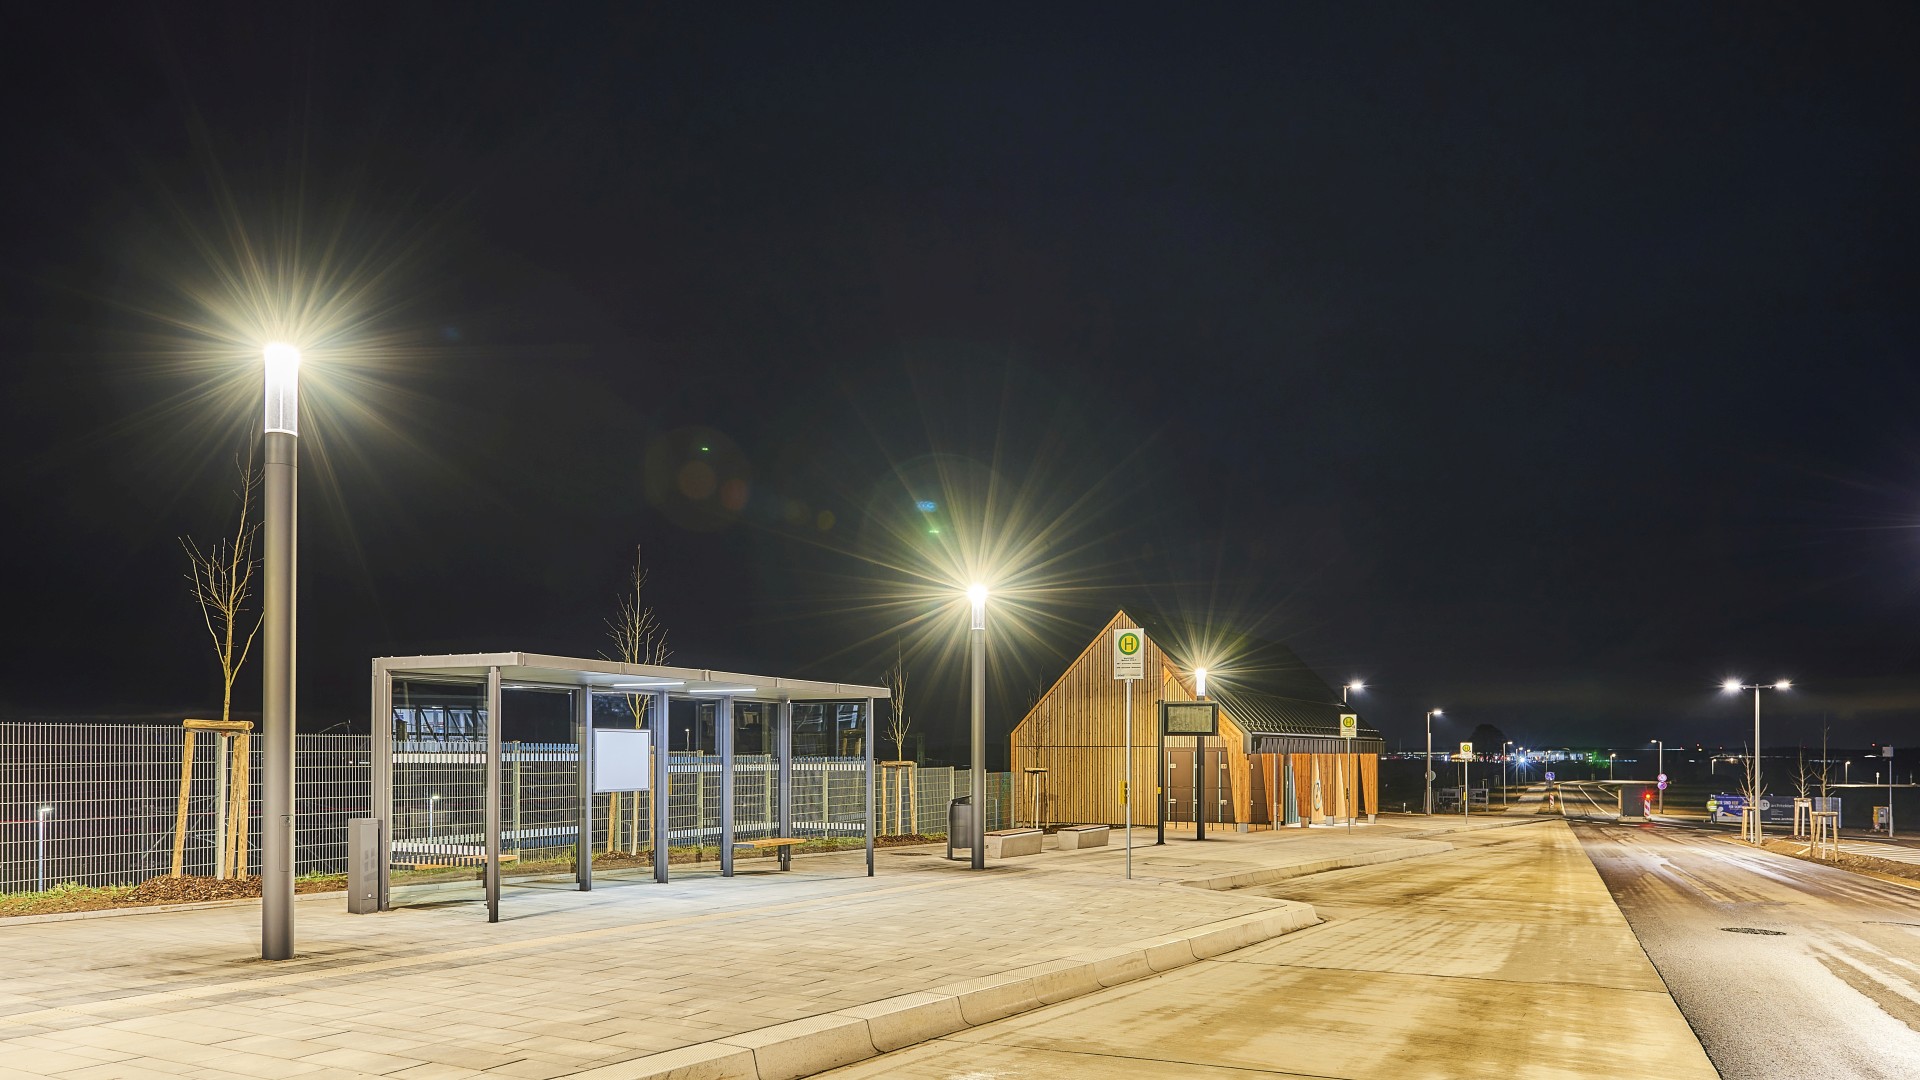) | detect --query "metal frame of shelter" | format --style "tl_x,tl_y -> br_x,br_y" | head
370,652 -> 888,922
